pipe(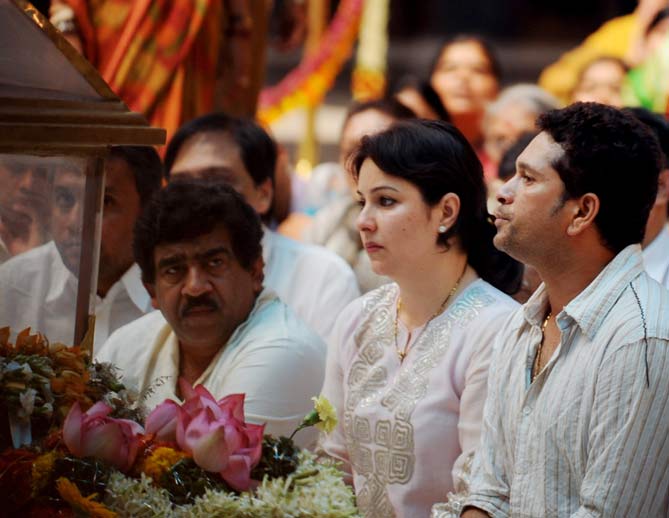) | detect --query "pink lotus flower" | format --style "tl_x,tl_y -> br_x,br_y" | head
63,401 -> 144,472
145,399 -> 180,442
145,380 -> 265,491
